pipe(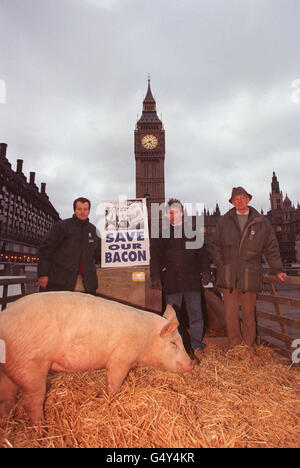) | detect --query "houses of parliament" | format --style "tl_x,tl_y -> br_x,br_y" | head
1,80 -> 299,266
